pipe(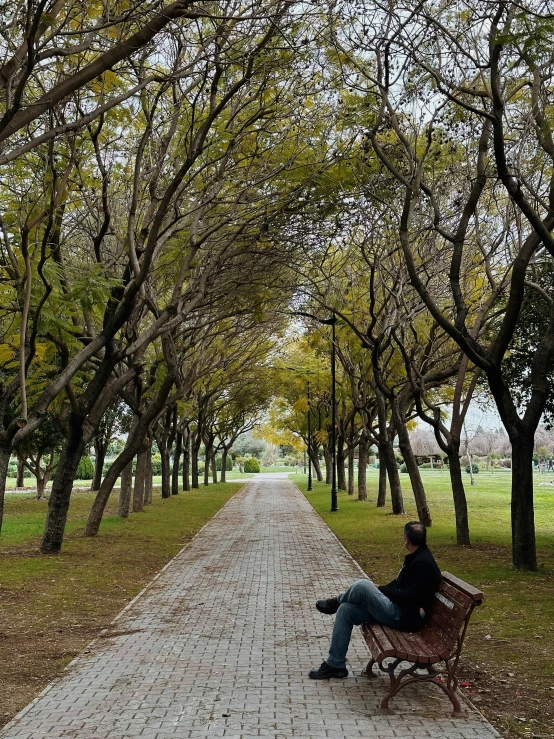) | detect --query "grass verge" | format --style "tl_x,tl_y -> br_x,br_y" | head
297,470 -> 554,739
0,483 -> 240,728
